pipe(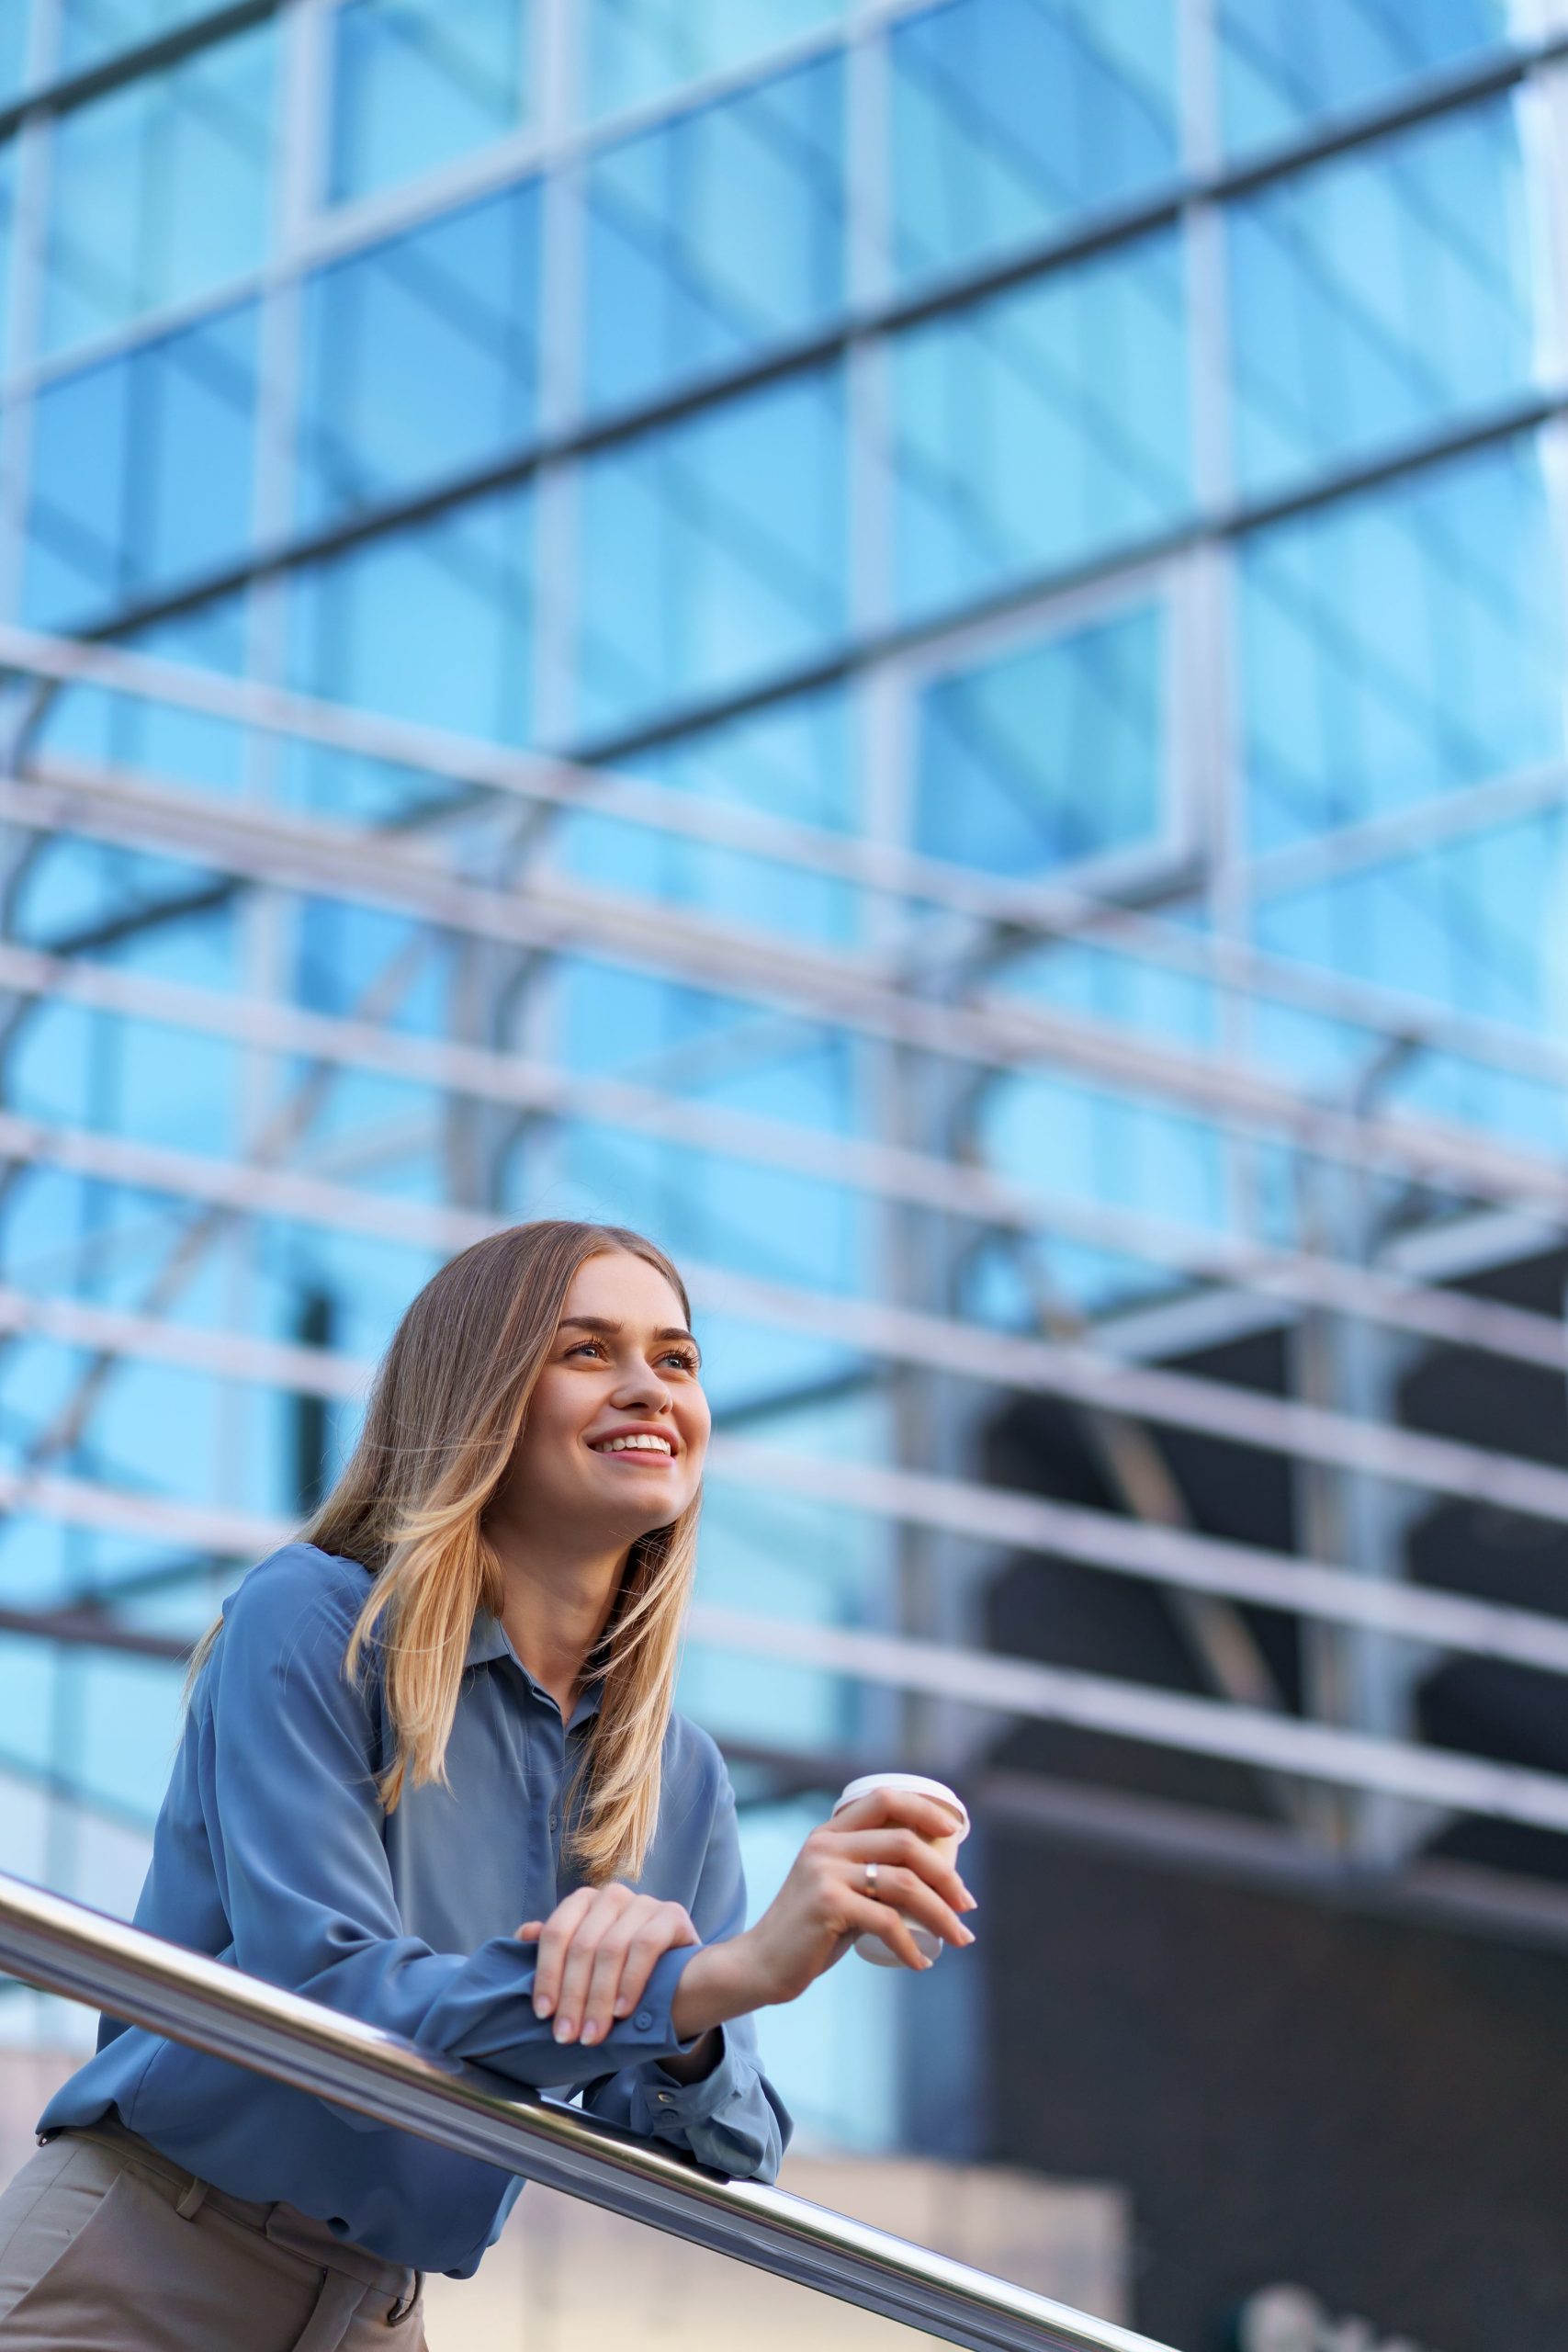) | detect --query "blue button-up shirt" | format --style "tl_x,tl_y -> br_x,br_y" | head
36,1543 -> 792,2276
